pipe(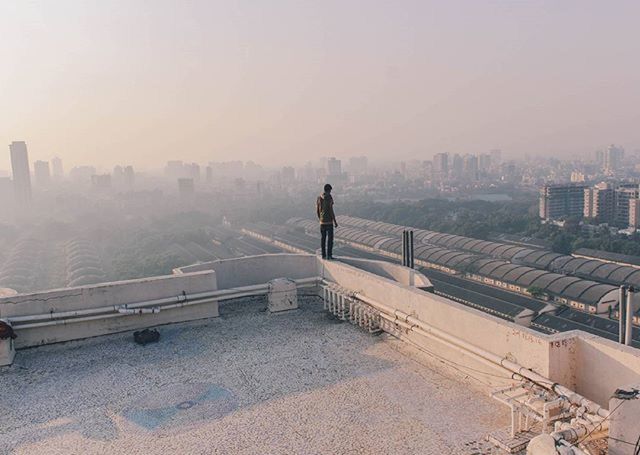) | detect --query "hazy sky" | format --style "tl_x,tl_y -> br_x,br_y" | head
1,0 -> 639,170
